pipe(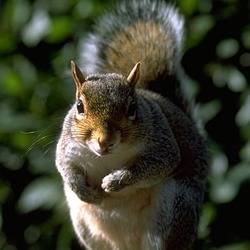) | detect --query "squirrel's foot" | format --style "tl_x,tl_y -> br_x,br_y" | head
101,169 -> 131,192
